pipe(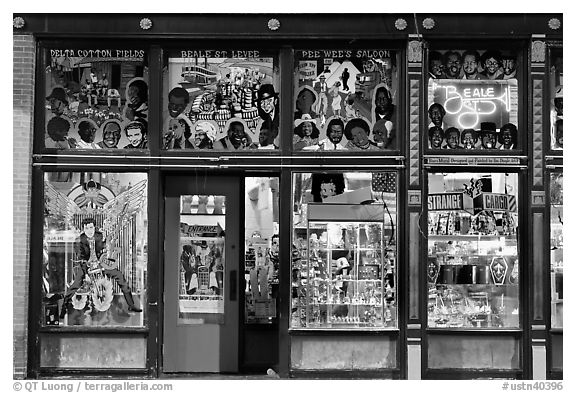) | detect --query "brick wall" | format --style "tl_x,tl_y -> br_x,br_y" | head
13,33 -> 35,379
